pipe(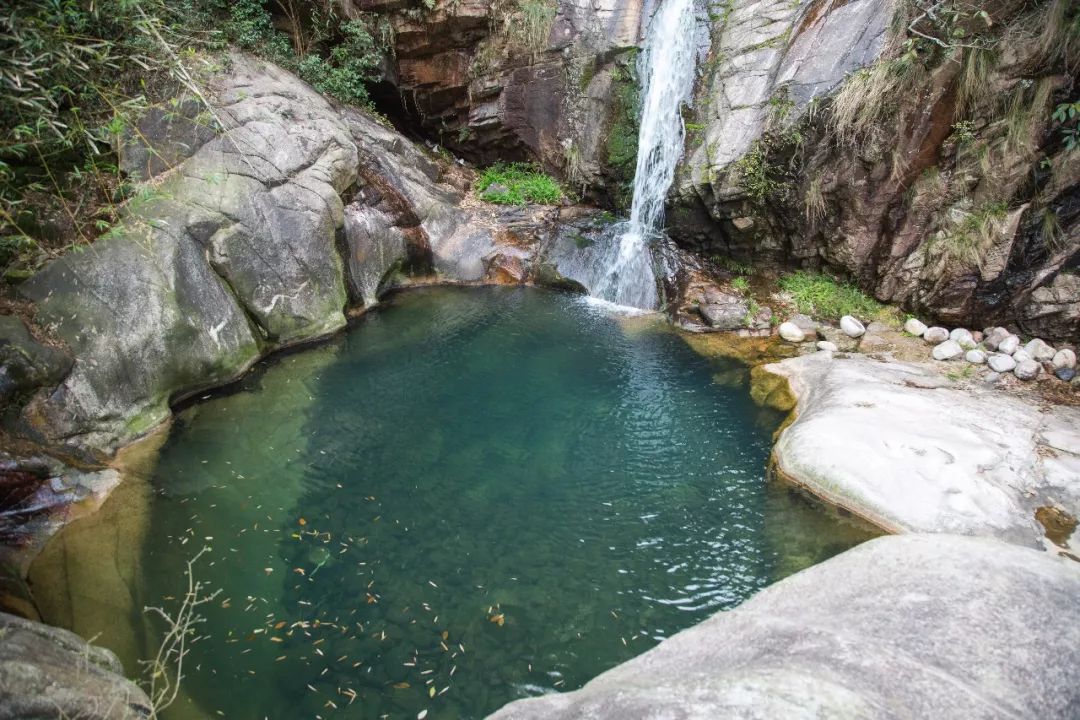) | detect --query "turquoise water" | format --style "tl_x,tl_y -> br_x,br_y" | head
117,287 -> 867,719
